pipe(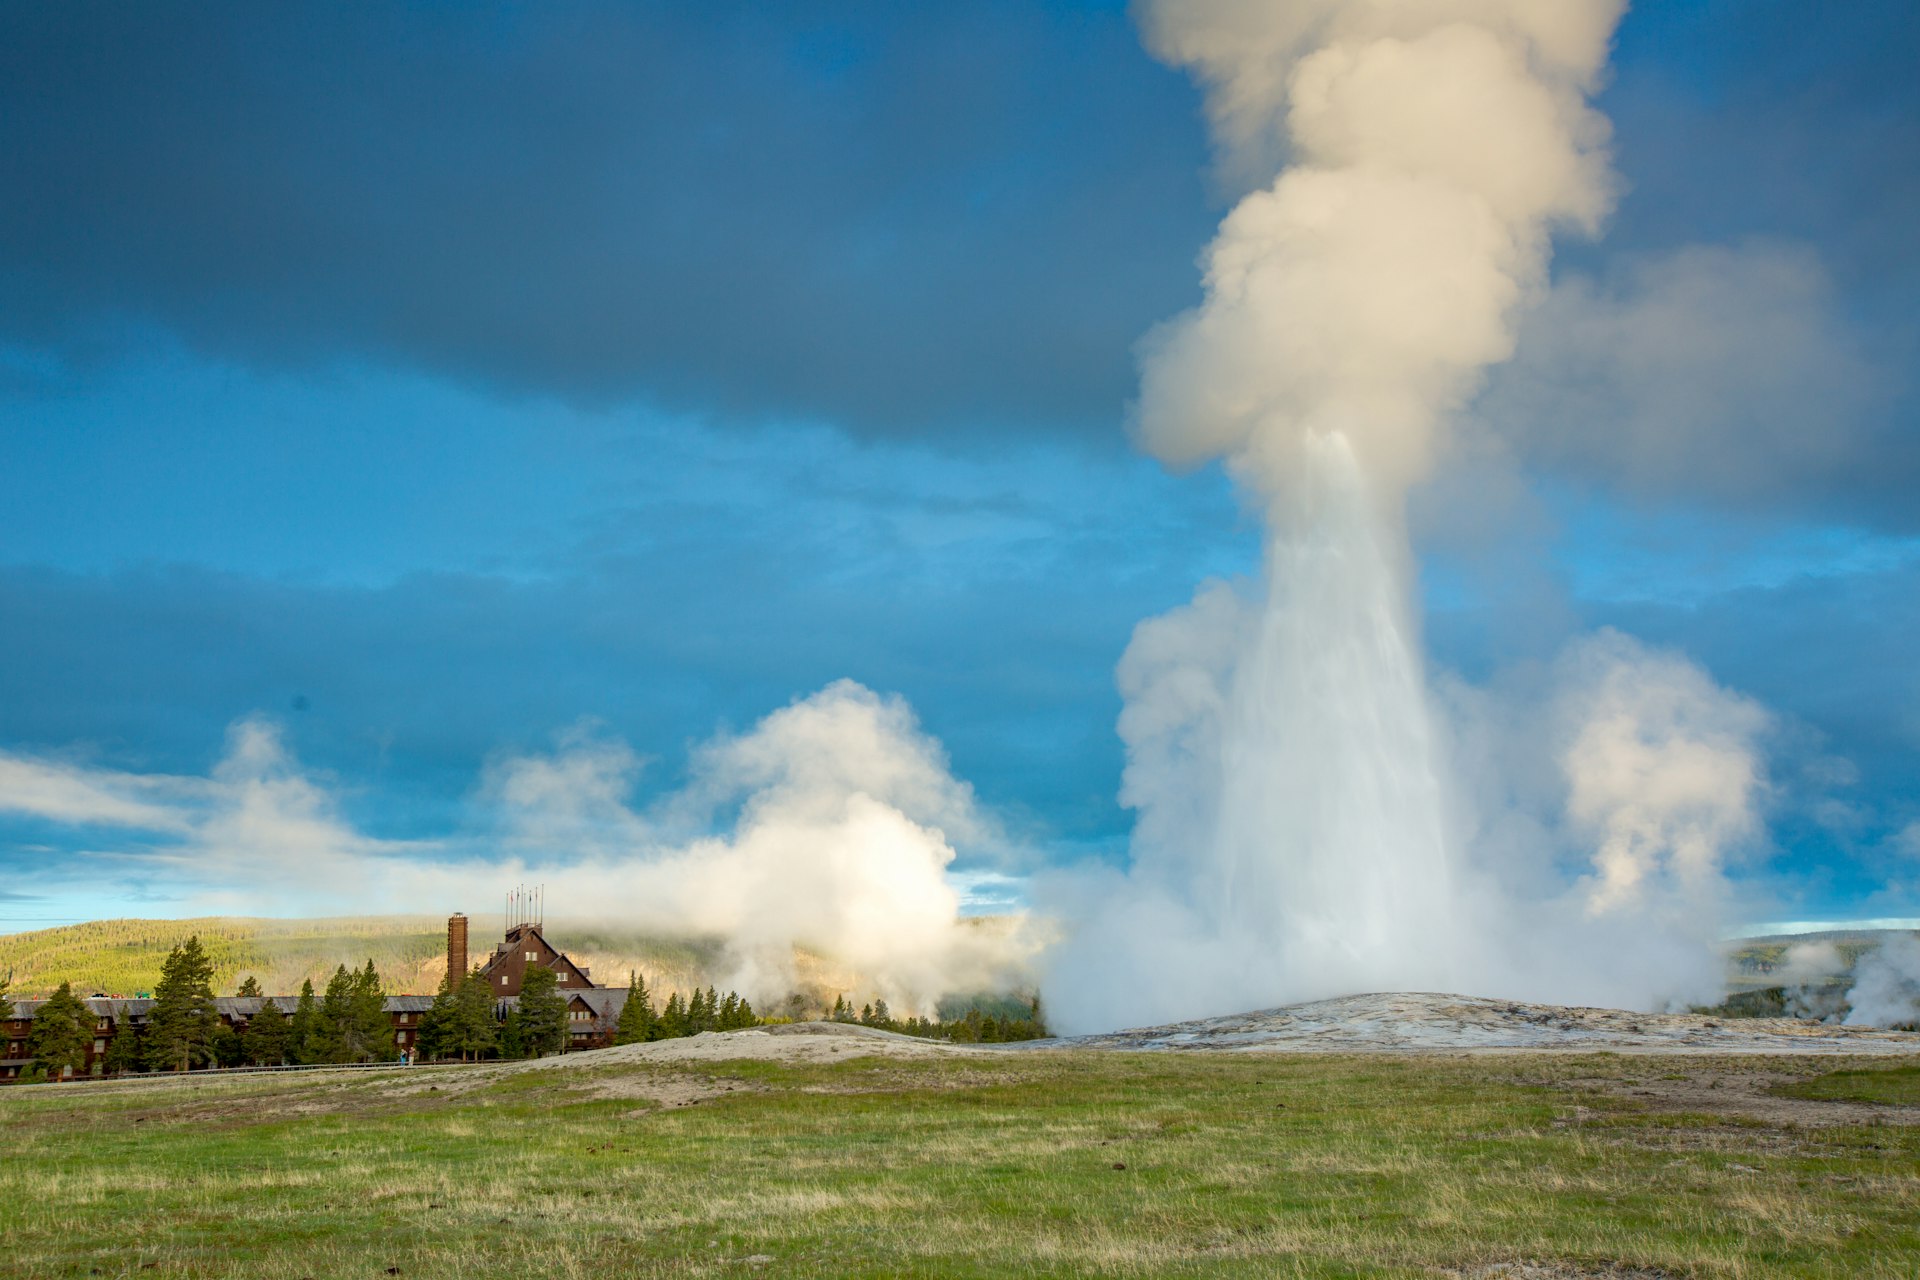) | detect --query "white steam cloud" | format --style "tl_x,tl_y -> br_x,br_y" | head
0,682 -> 1033,1014
1843,933 -> 1920,1030
1045,0 -> 1785,1032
